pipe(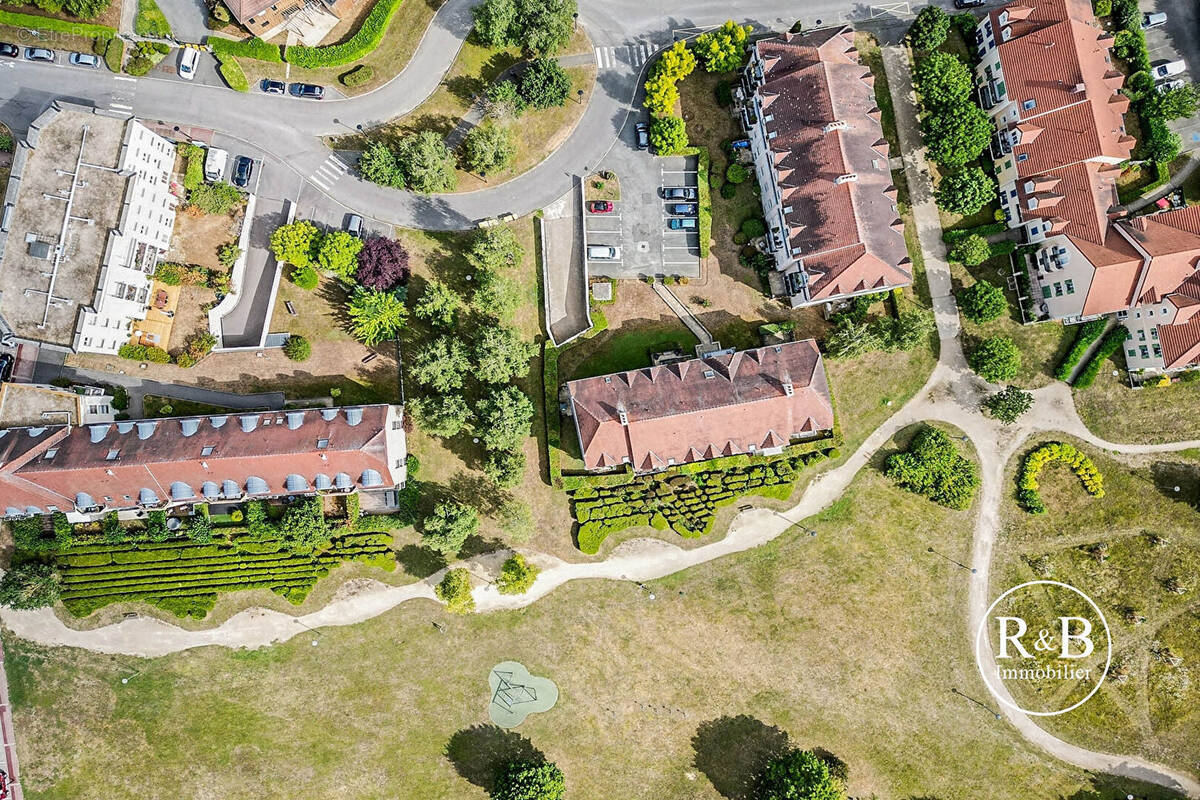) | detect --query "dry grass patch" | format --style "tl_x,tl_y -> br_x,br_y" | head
1075,369 -> 1200,444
